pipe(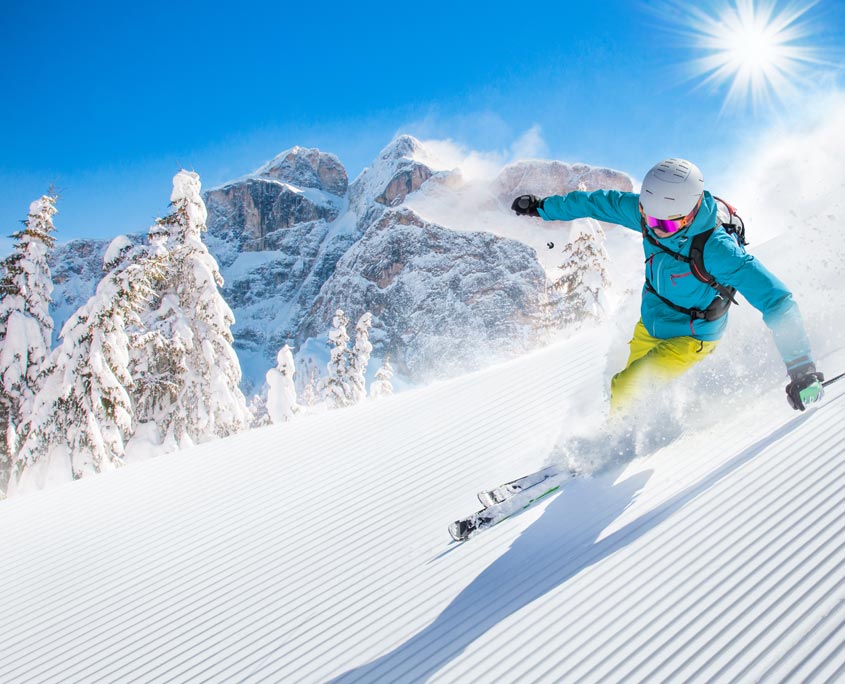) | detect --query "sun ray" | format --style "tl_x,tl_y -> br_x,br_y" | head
657,0 -> 836,112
